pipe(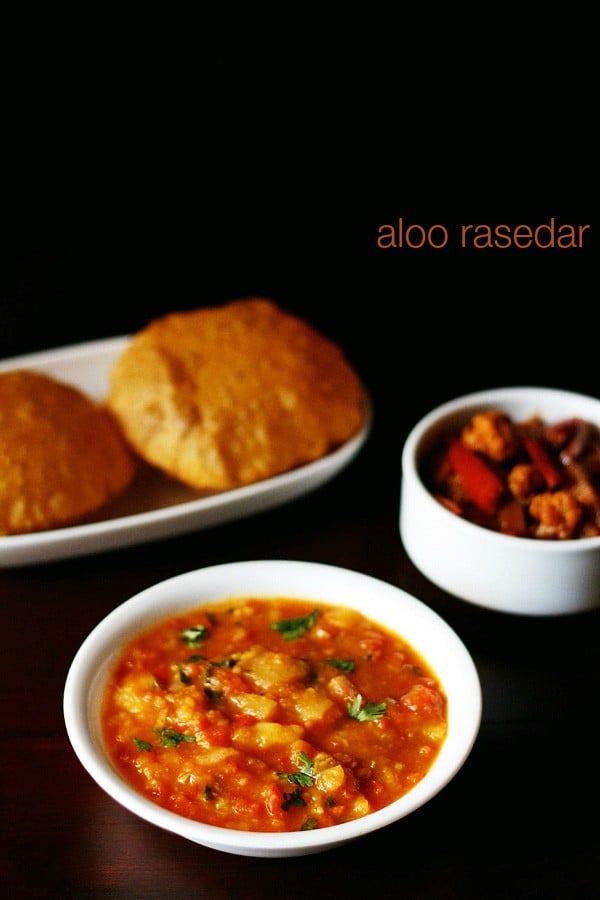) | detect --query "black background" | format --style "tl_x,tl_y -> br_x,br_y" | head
2,33 -> 596,420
